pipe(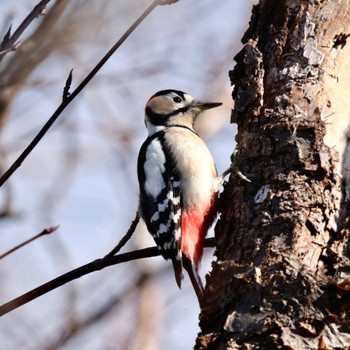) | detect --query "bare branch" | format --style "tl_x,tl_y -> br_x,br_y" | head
0,237 -> 214,317
0,40 -> 21,57
104,211 -> 140,259
0,247 -> 157,317
0,0 -> 51,62
0,225 -> 59,260
0,0 -> 179,187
